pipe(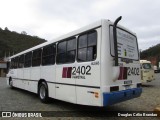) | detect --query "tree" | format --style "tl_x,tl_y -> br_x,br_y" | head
4,27 -> 9,31
21,31 -> 27,35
